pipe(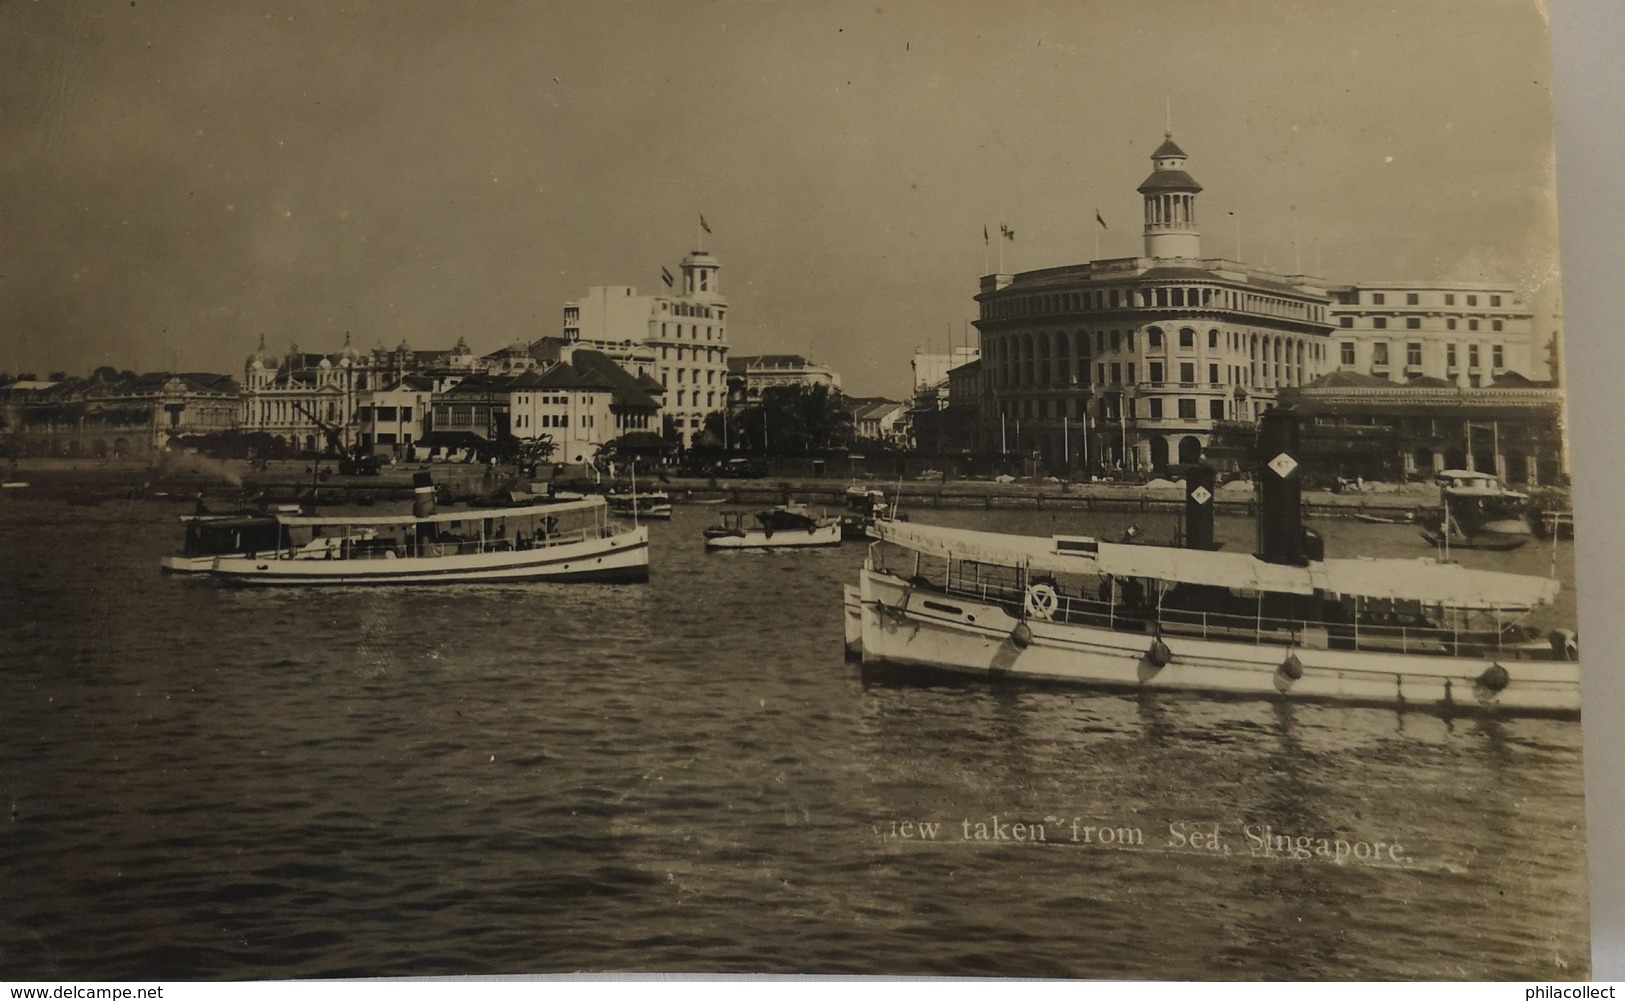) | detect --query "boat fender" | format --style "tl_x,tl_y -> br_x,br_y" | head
1478,663 -> 1511,693
1146,637 -> 1172,669
1549,629 -> 1579,662
1023,583 -> 1059,621
1010,621 -> 1033,648
1279,652 -> 1304,681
